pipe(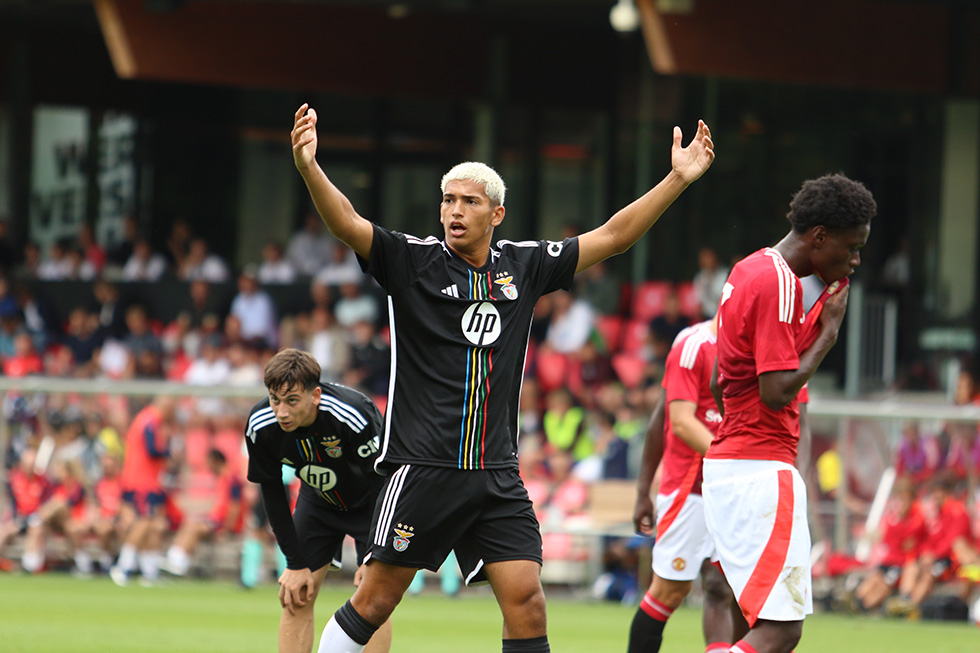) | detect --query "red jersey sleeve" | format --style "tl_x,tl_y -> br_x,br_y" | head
751,264 -> 802,376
